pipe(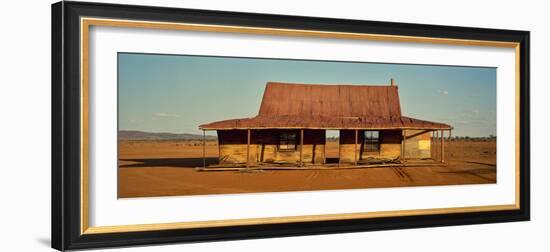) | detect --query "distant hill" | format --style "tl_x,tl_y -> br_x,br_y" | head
119,130 -> 217,141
